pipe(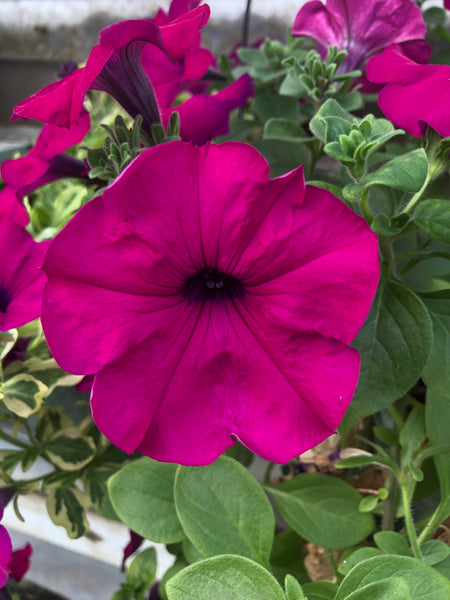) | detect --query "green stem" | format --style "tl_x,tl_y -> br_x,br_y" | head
264,462 -> 276,485
381,454 -> 398,531
0,428 -> 29,450
360,190 -> 373,225
418,503 -> 447,544
387,405 -> 404,430
403,170 -> 432,214
325,549 -> 342,583
400,479 -> 422,559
